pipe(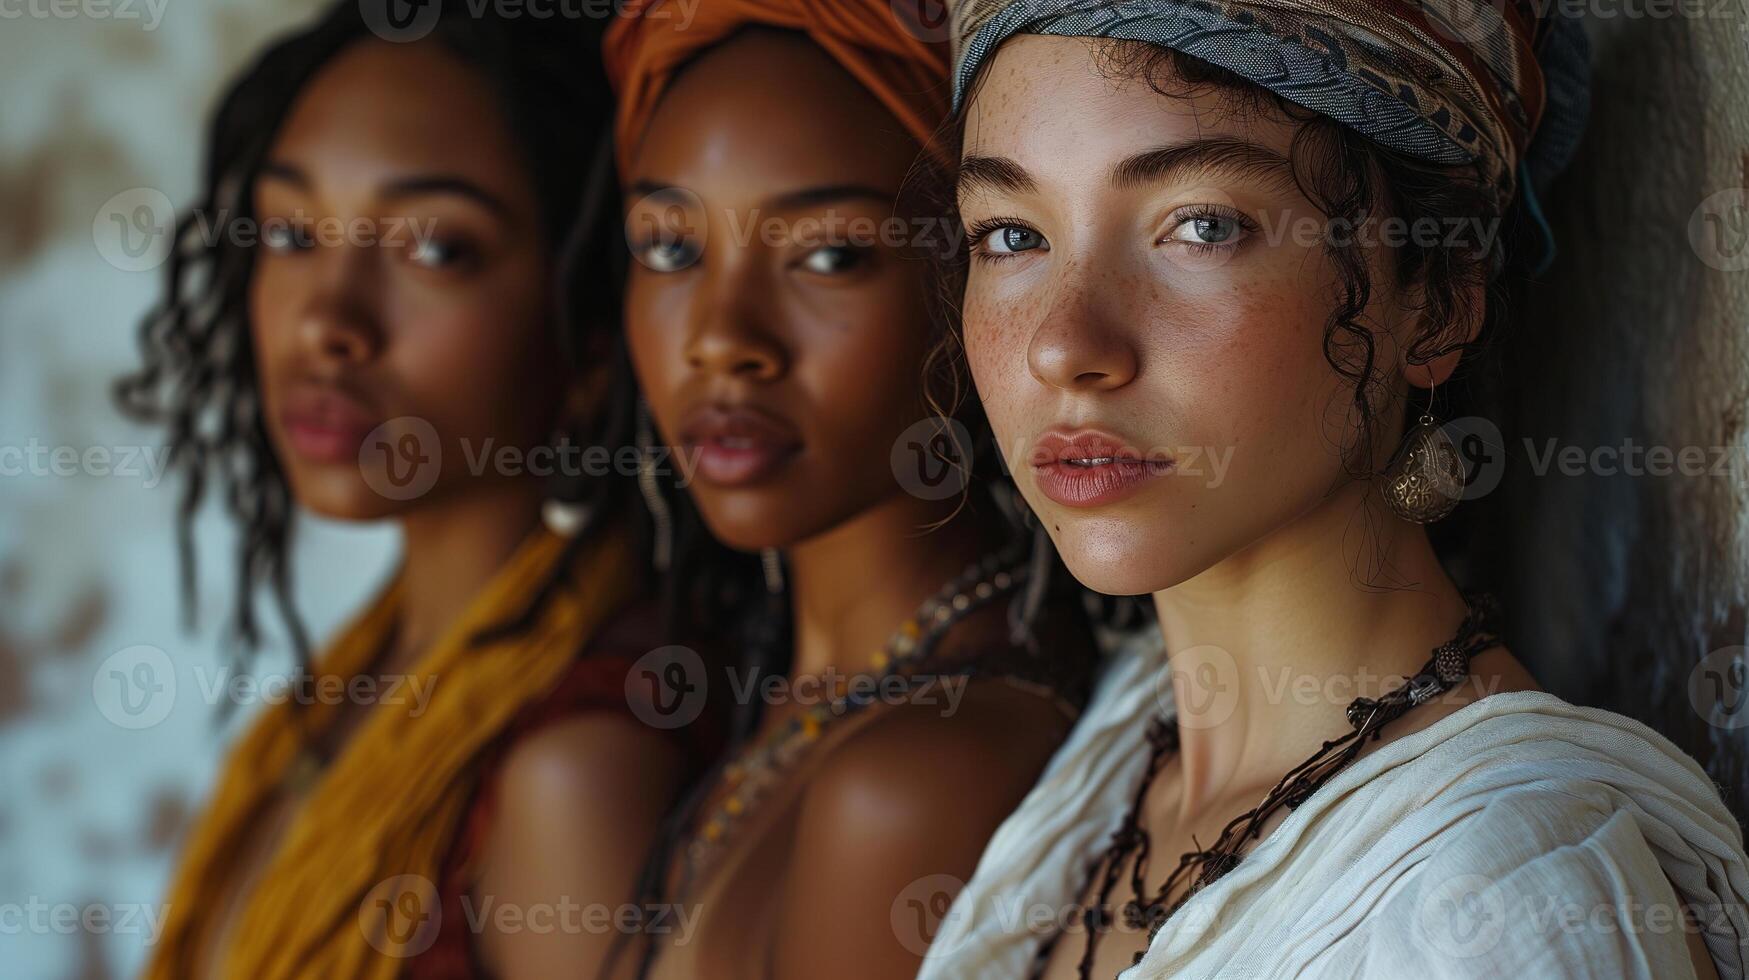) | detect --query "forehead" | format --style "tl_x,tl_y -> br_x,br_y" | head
268,39 -> 527,188
961,35 -> 1299,176
628,29 -> 919,195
